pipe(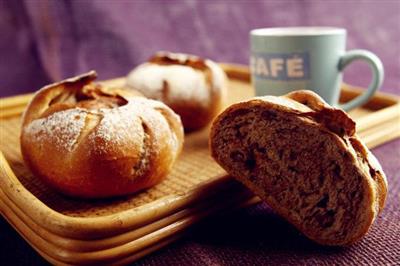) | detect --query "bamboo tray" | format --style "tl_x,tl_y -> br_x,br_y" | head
1,64 -> 399,265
